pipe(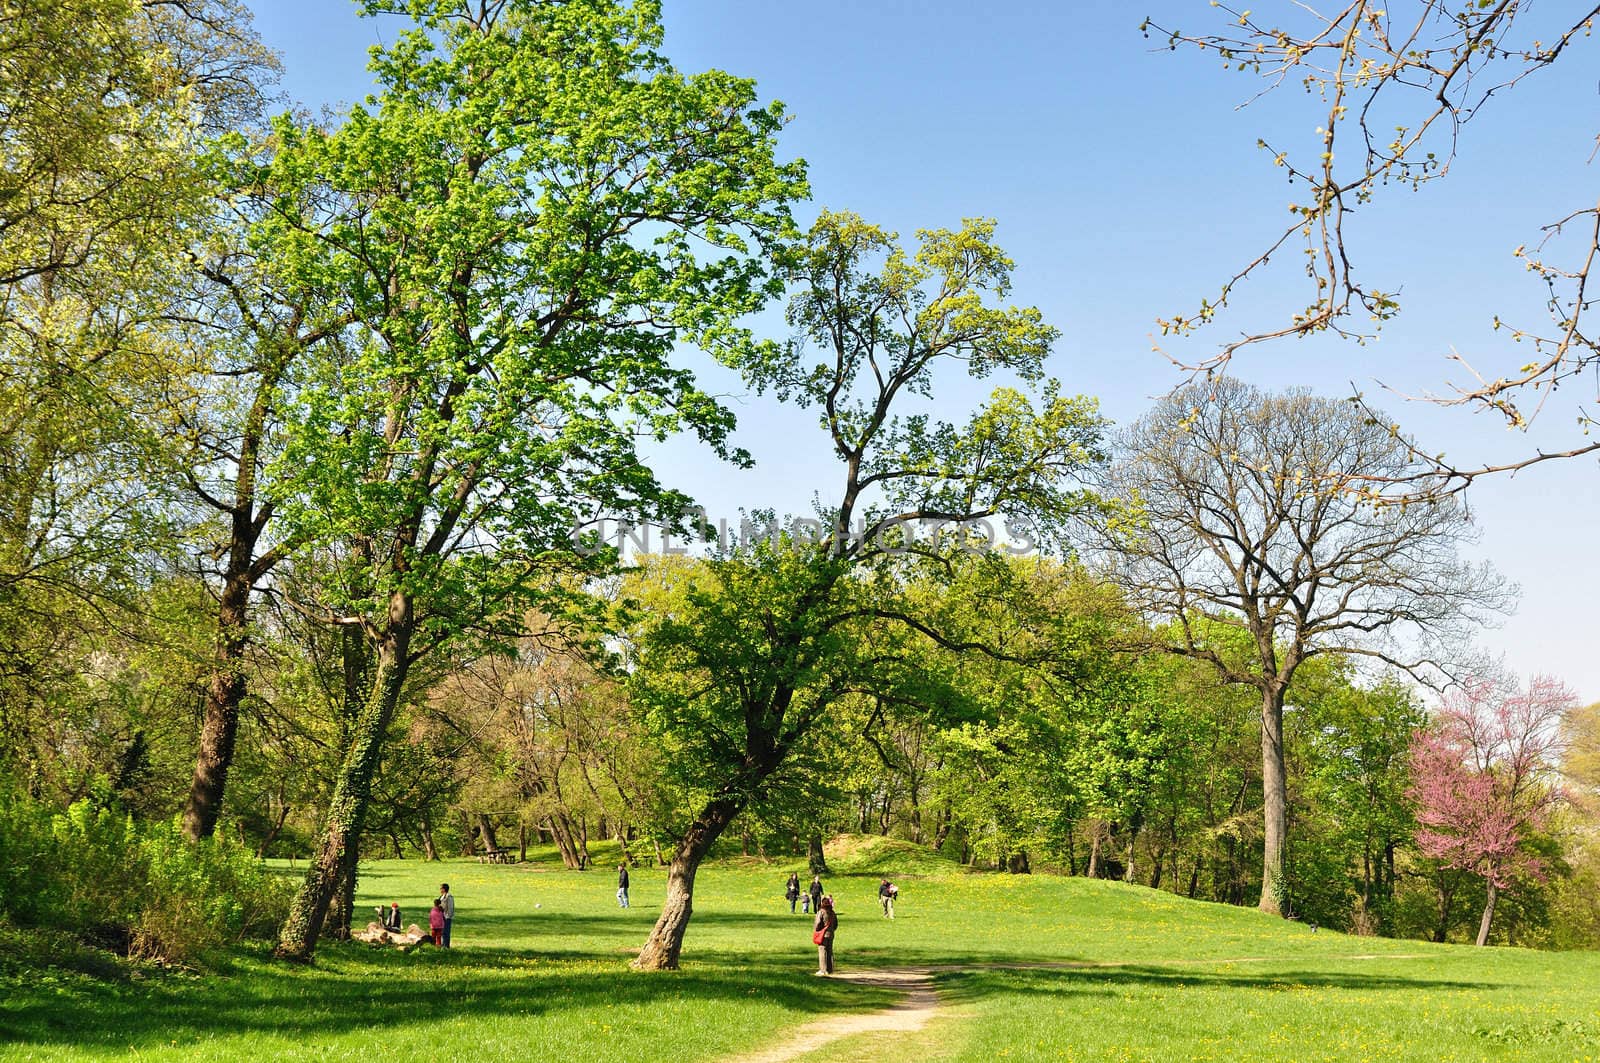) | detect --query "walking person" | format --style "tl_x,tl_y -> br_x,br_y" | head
437,883 -> 454,948
878,878 -> 896,919
785,872 -> 801,914
617,862 -> 631,908
808,874 -> 824,915
428,898 -> 446,946
812,895 -> 838,975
